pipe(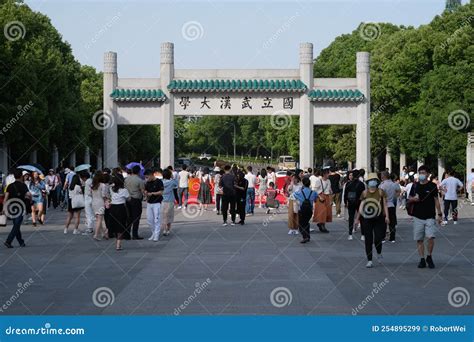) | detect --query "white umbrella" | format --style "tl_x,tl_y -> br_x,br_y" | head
74,164 -> 91,172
